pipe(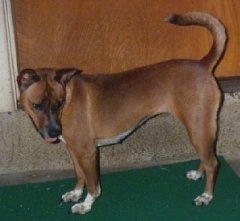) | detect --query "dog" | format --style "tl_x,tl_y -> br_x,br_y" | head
17,12 -> 226,214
